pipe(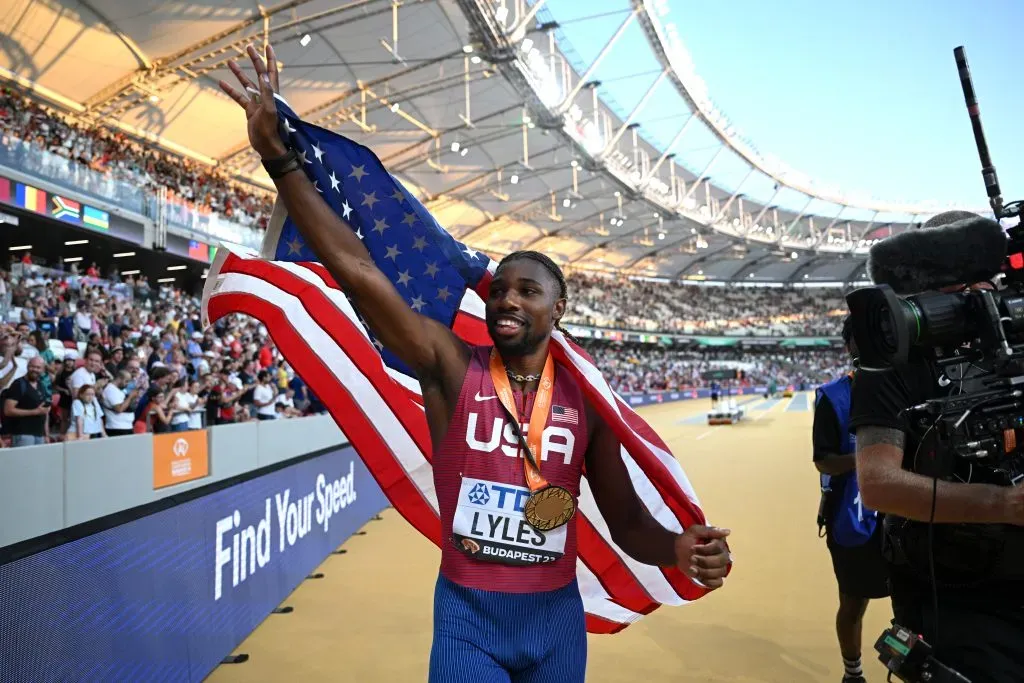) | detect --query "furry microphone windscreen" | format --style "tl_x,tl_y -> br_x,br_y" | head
866,212 -> 1007,295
